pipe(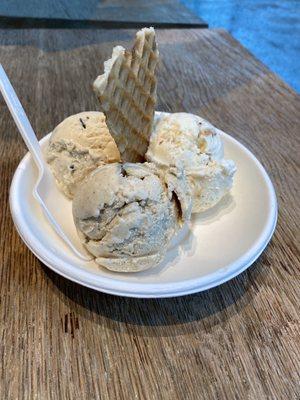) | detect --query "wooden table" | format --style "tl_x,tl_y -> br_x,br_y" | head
0,28 -> 299,399
0,0 -> 207,28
